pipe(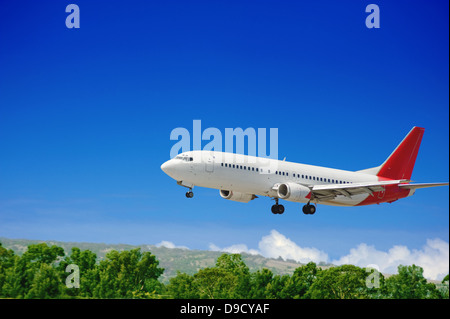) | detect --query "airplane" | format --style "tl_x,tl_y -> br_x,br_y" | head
161,127 -> 448,215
